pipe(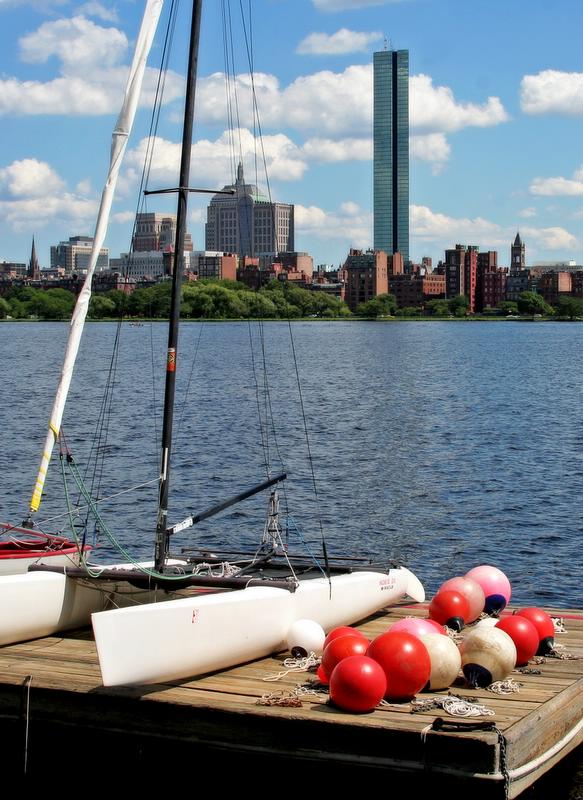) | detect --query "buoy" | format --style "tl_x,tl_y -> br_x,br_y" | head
390,617 -> 447,637
428,589 -> 470,631
286,619 -> 326,657
321,633 -> 369,678
495,616 -> 539,666
367,631 -> 431,701
323,626 -> 368,652
316,664 -> 329,685
420,633 -> 462,691
460,626 -> 517,687
515,607 -> 555,655
465,565 -> 511,614
329,655 -> 387,713
439,576 -> 485,622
